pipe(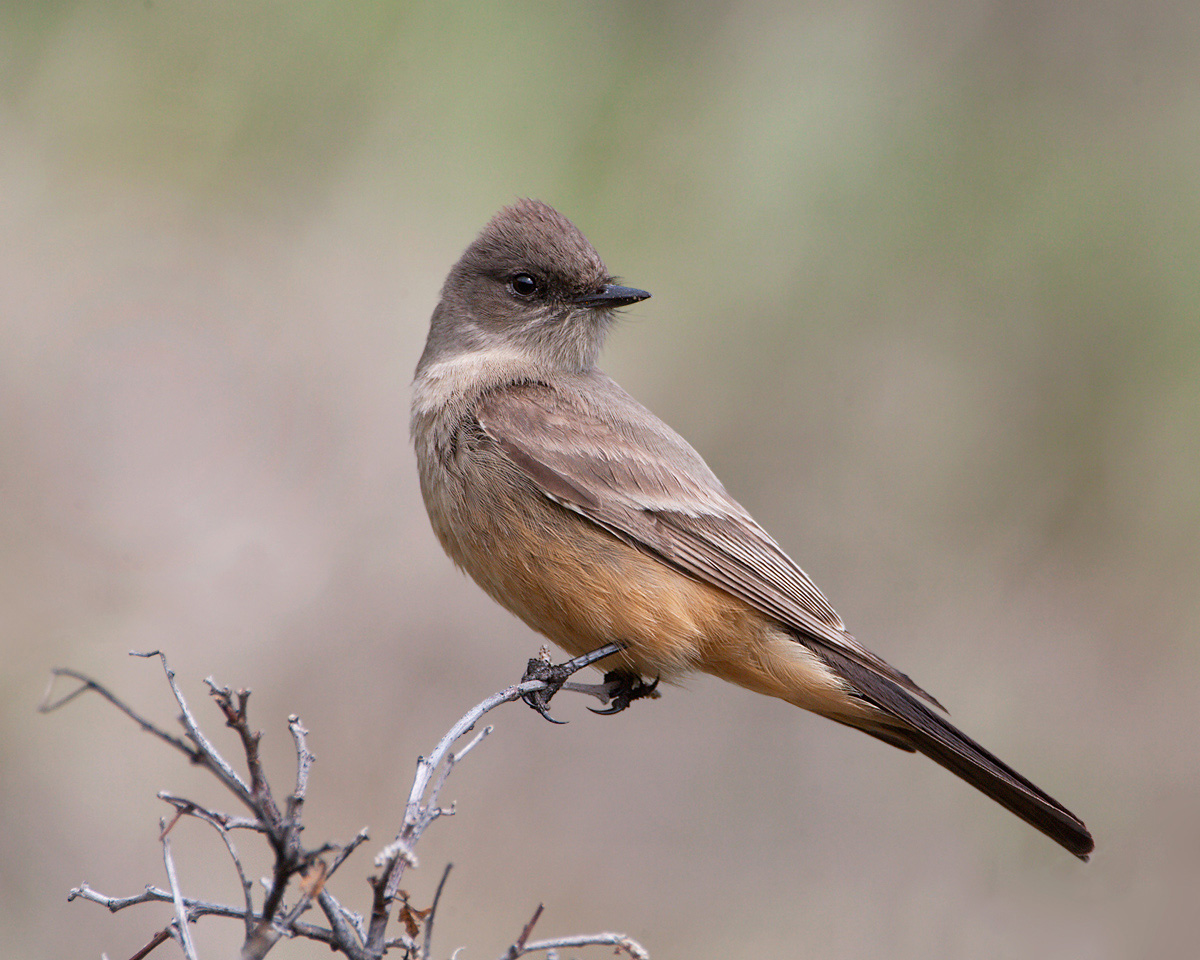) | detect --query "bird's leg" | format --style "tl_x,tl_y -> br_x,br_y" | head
588,670 -> 661,716
518,643 -> 628,723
